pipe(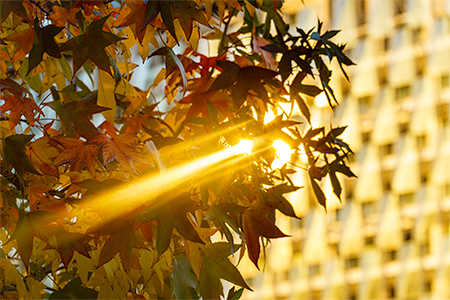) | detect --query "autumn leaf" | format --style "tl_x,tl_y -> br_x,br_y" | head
180,87 -> 232,122
26,135 -> 60,177
87,133 -> 145,174
0,78 -> 30,97
0,0 -> 27,23
48,6 -> 80,27
10,210 -> 58,270
59,15 -> 123,76
28,18 -> 64,75
3,27 -> 34,61
53,137 -> 99,175
199,242 -> 251,300
209,60 -> 278,108
242,203 -> 288,268
137,194 -> 204,257
47,100 -> 110,139
0,95 -> 43,130
88,219 -> 144,274
3,134 -> 40,179
45,229 -> 91,269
